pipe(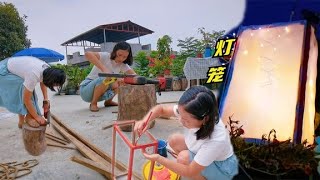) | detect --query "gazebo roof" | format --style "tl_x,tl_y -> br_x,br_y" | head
61,20 -> 154,46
